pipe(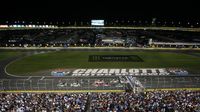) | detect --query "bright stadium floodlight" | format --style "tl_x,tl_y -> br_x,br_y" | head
0,25 -> 8,28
